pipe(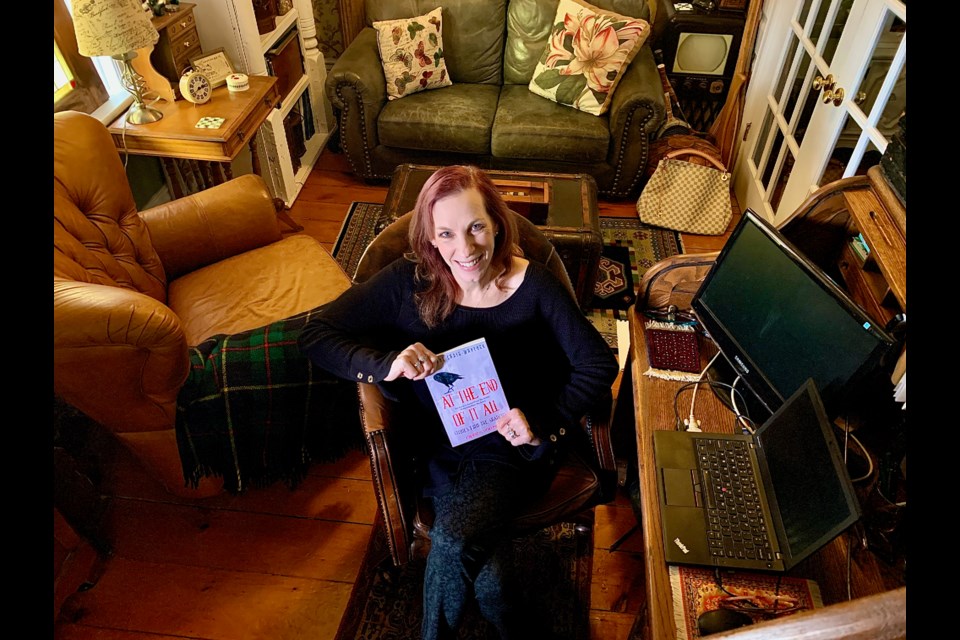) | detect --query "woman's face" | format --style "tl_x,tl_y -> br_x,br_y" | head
430,187 -> 498,287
